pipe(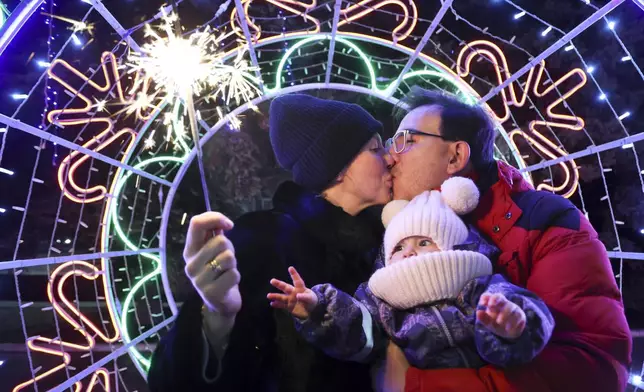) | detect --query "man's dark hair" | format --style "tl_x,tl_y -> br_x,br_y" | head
395,86 -> 497,171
